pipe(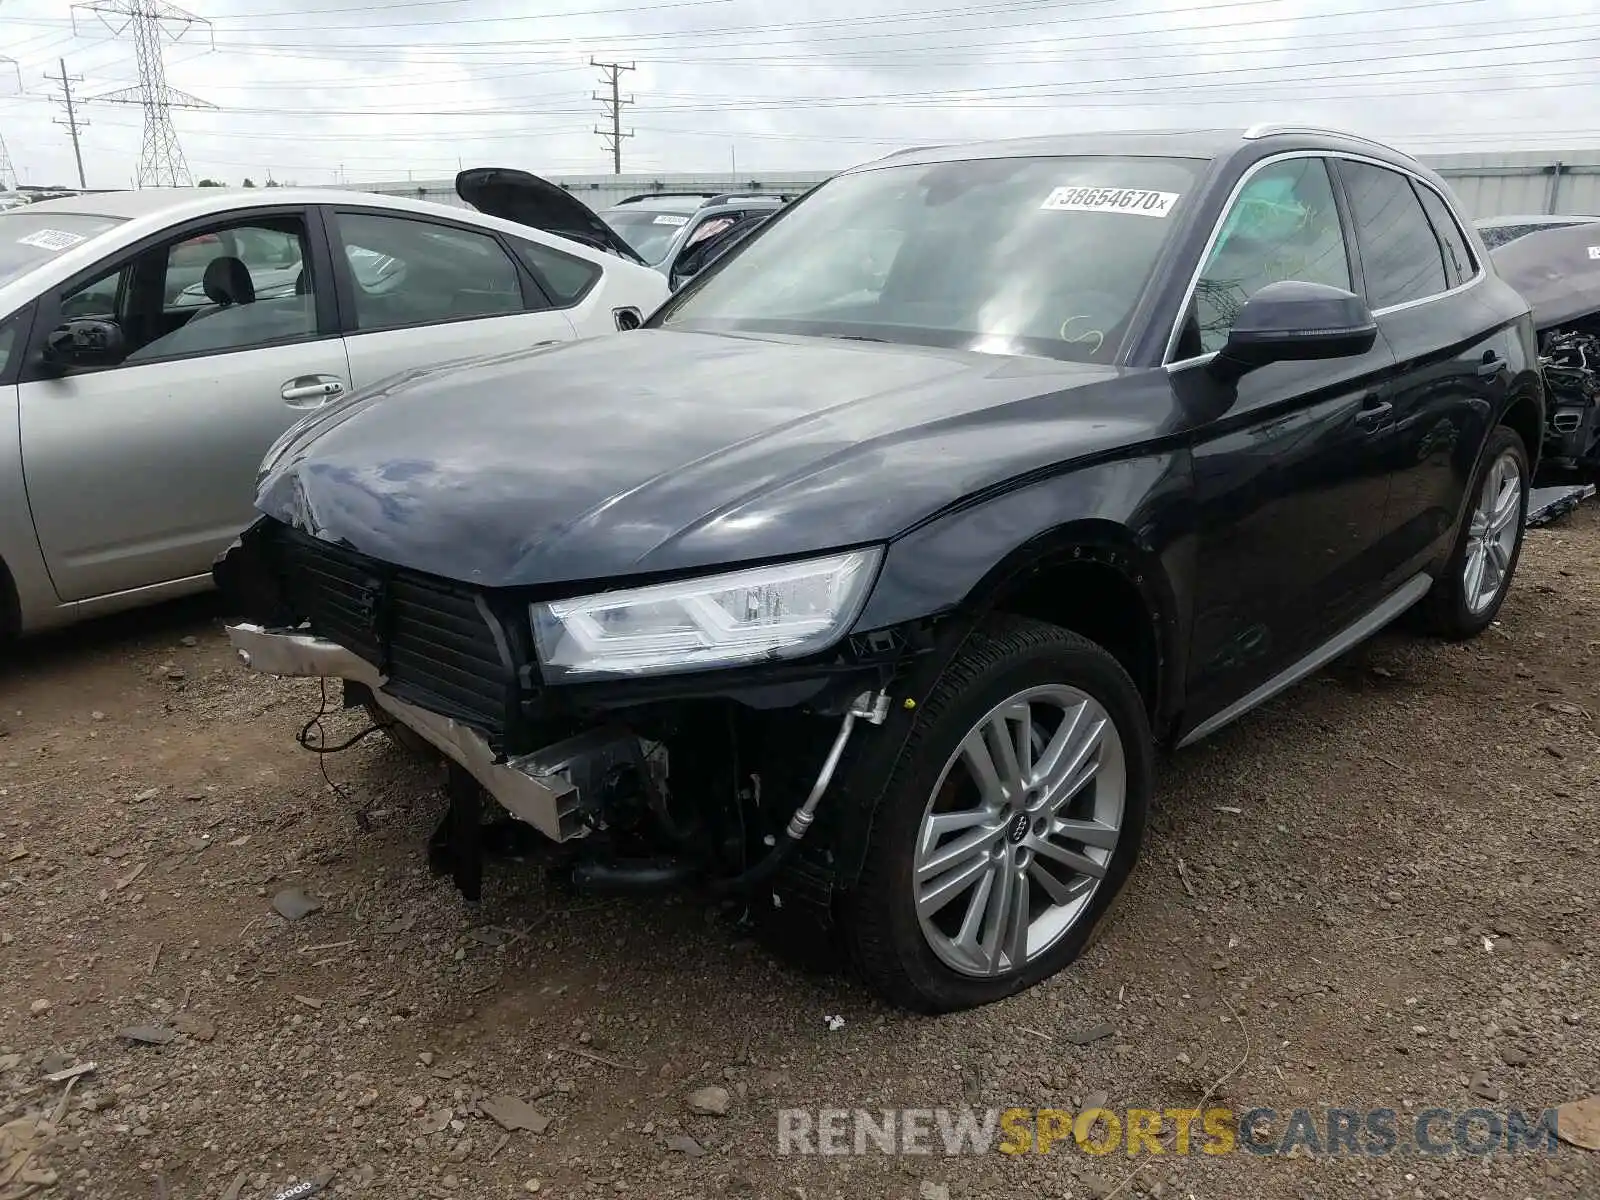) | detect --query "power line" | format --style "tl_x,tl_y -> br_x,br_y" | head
71,0 -> 217,187
591,56 -> 633,173
43,57 -> 90,189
